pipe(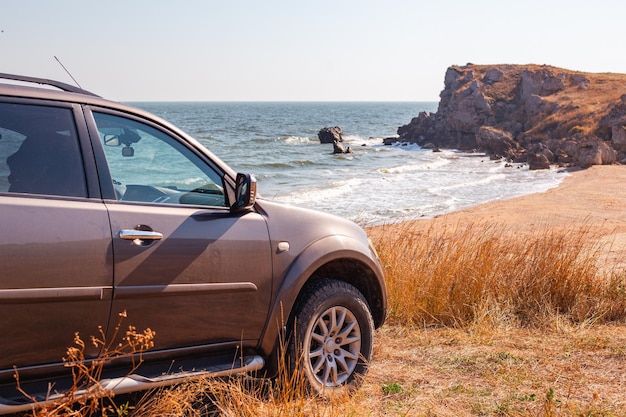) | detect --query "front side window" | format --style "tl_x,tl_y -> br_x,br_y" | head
0,103 -> 86,197
93,112 -> 227,207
